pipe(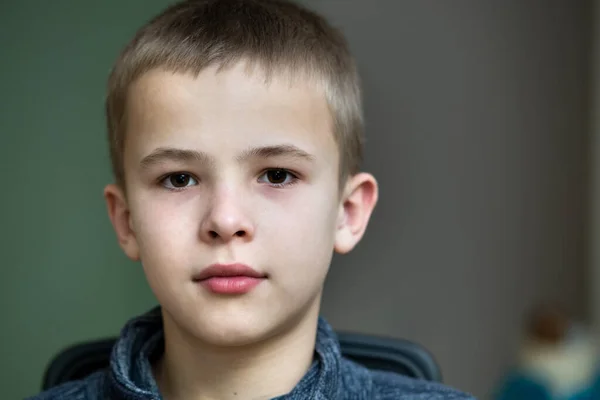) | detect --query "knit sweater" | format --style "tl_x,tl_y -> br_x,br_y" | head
29,308 -> 475,399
